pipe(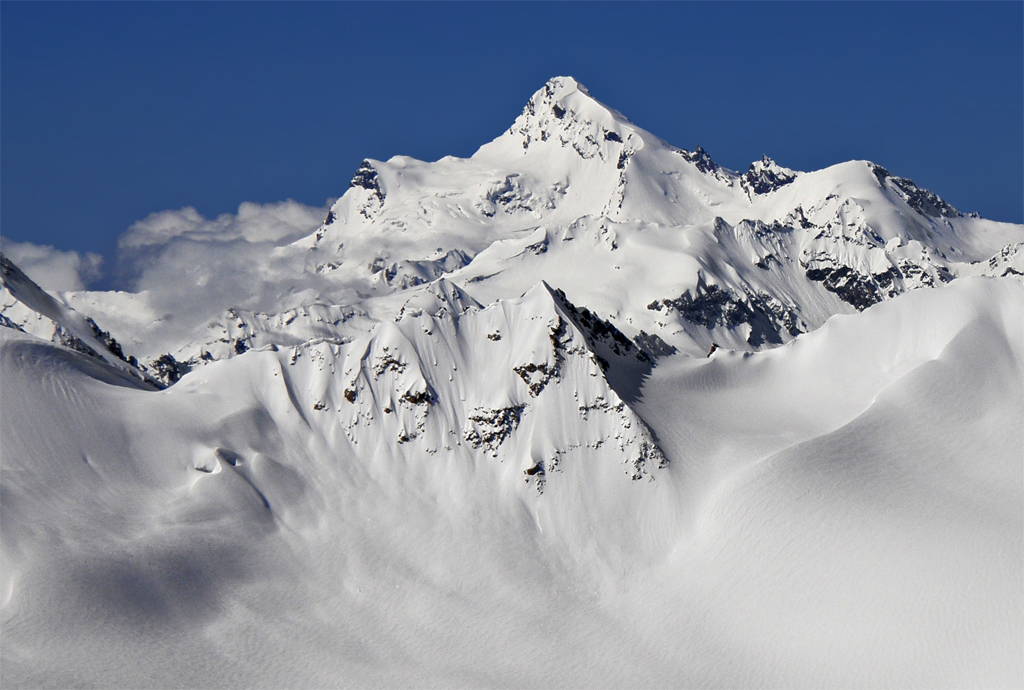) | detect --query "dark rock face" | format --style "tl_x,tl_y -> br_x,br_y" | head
871,164 -> 960,218
464,405 -> 526,454
897,259 -> 940,287
651,283 -> 802,346
889,177 -> 961,218
677,146 -> 738,186
805,265 -> 880,310
679,146 -> 721,175
984,242 -> 1024,277
741,156 -> 796,195
350,160 -> 385,217
400,387 -> 435,406
51,325 -> 102,361
514,362 -> 559,397
512,317 -> 568,397
150,353 -> 191,386
350,160 -> 382,194
524,460 -> 546,493
632,441 -> 667,481
372,348 -> 407,377
870,163 -> 890,186
804,265 -> 893,311
55,321 -> 159,388
85,318 -> 135,366
550,288 -> 650,363
802,247 -> 954,311
804,257 -> 950,312
0,313 -> 23,332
